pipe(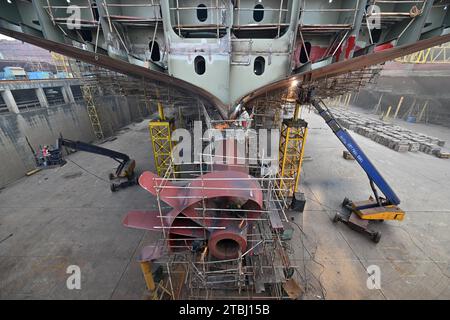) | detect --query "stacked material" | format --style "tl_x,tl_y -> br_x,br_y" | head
330,108 -> 447,157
